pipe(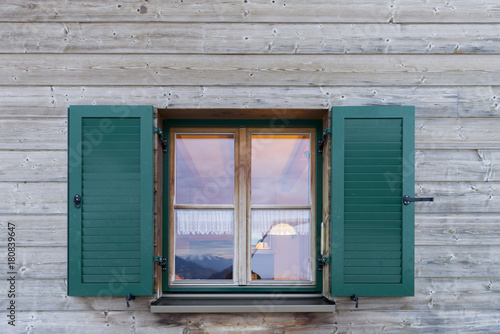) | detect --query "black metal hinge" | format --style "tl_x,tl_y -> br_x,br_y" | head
318,256 -> 331,271
154,256 -> 167,271
318,128 -> 331,154
154,127 -> 167,153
